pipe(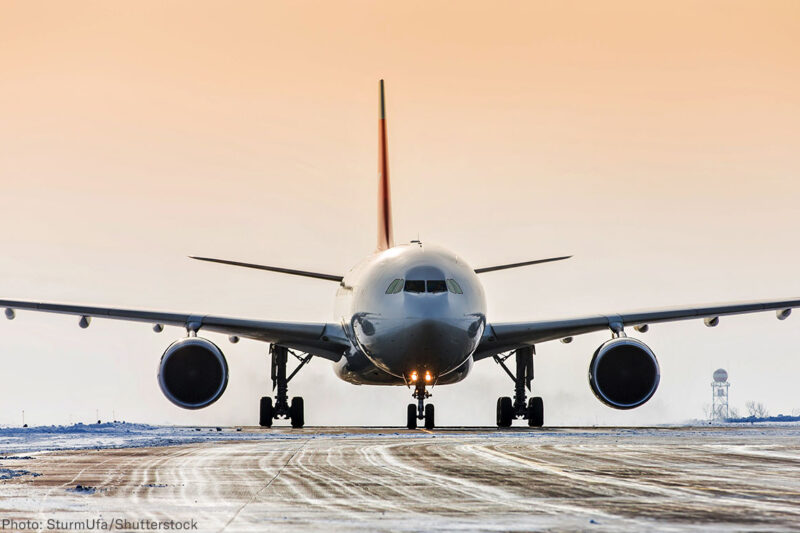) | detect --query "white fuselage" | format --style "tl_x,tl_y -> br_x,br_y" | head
333,242 -> 487,386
